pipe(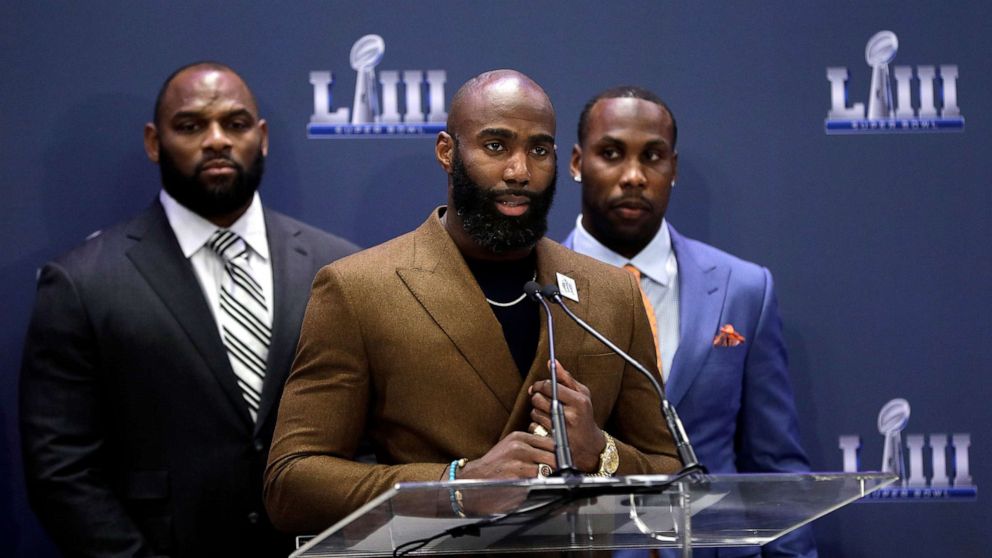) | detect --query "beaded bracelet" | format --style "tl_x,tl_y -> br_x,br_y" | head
448,458 -> 467,518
